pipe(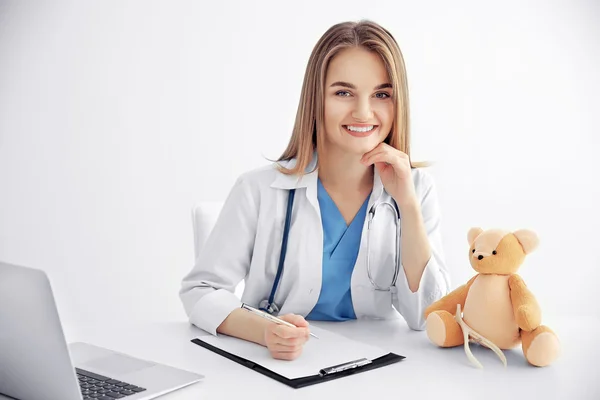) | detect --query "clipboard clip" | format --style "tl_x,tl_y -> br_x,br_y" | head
319,358 -> 372,376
